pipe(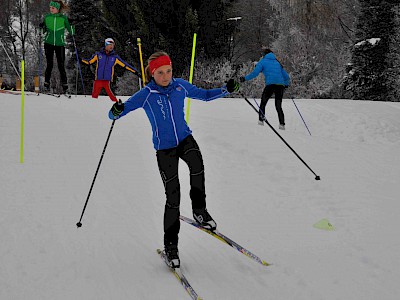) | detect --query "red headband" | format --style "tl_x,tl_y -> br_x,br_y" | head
149,55 -> 172,74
